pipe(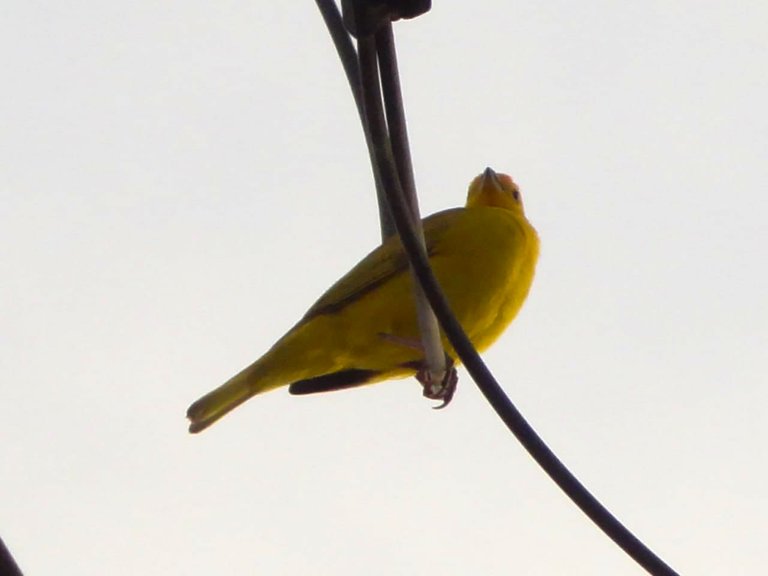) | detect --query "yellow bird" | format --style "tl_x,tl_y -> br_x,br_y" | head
187,168 -> 539,433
